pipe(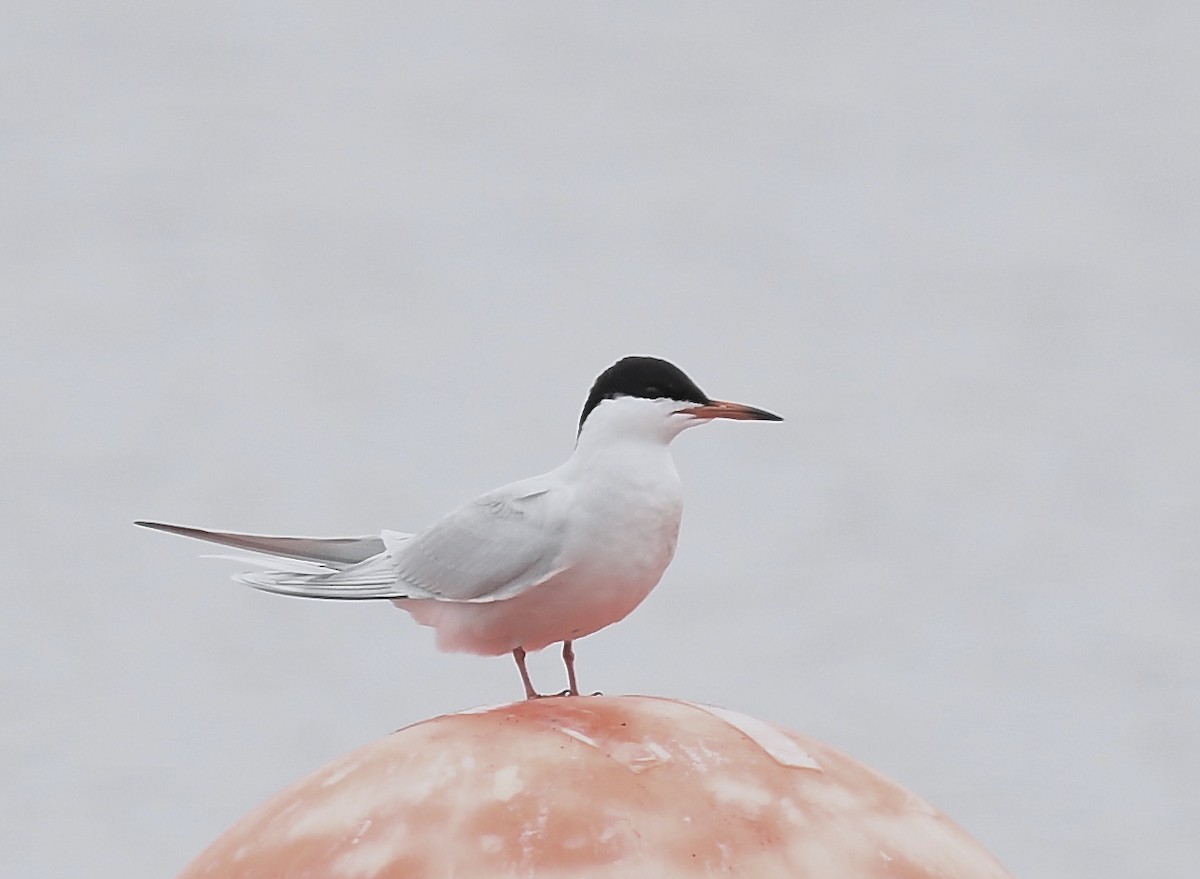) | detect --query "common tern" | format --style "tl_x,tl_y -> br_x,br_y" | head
138,356 -> 781,698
